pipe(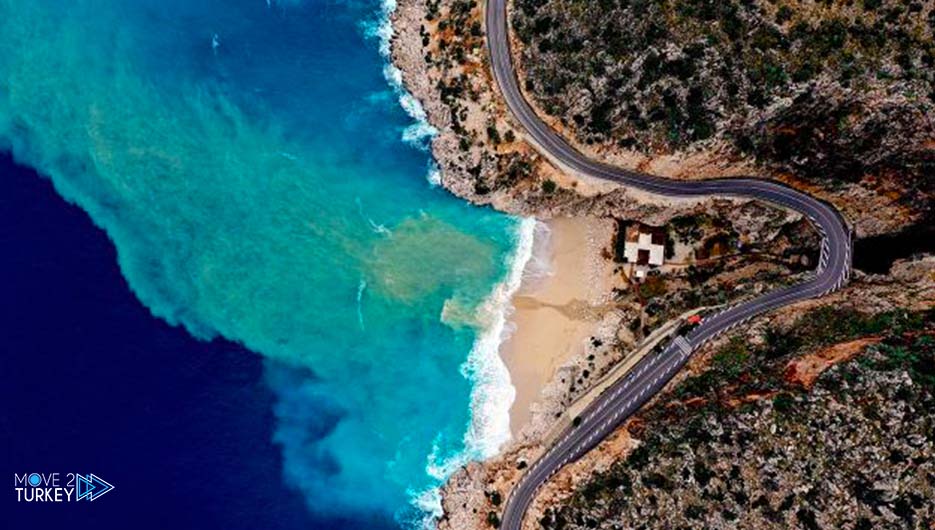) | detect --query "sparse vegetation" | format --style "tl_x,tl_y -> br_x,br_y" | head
675,307 -> 933,401
513,0 -> 935,214
419,0 -> 545,199
540,307 -> 934,530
